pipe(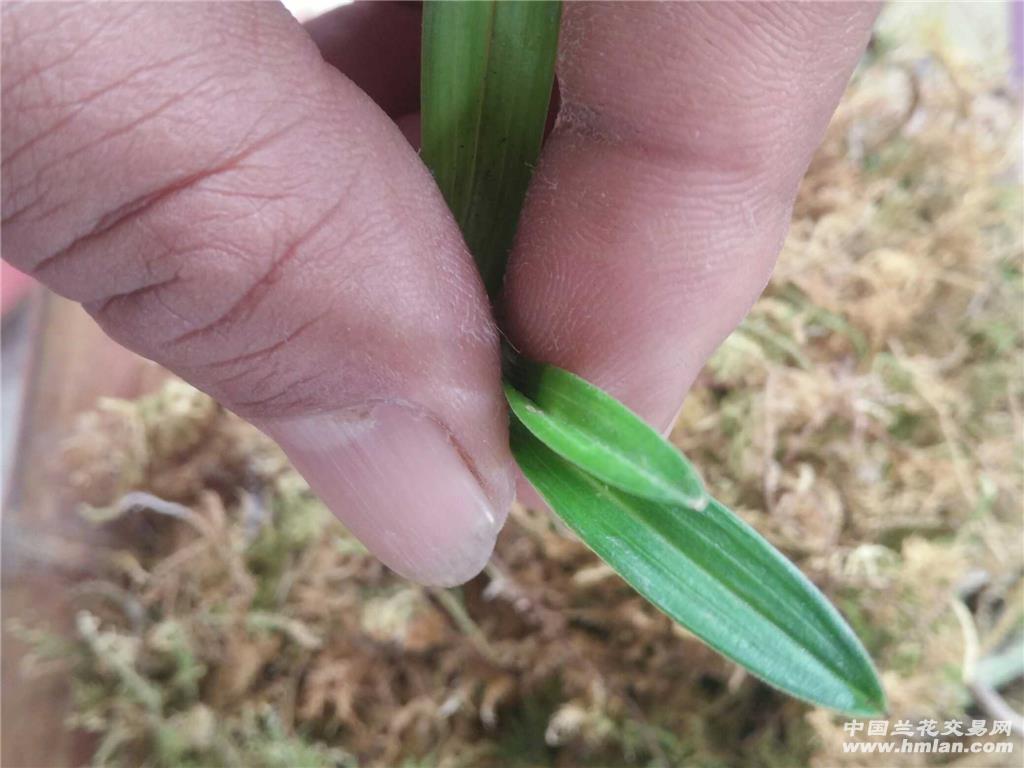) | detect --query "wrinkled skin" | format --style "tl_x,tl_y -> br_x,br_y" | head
1,1 -> 877,585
